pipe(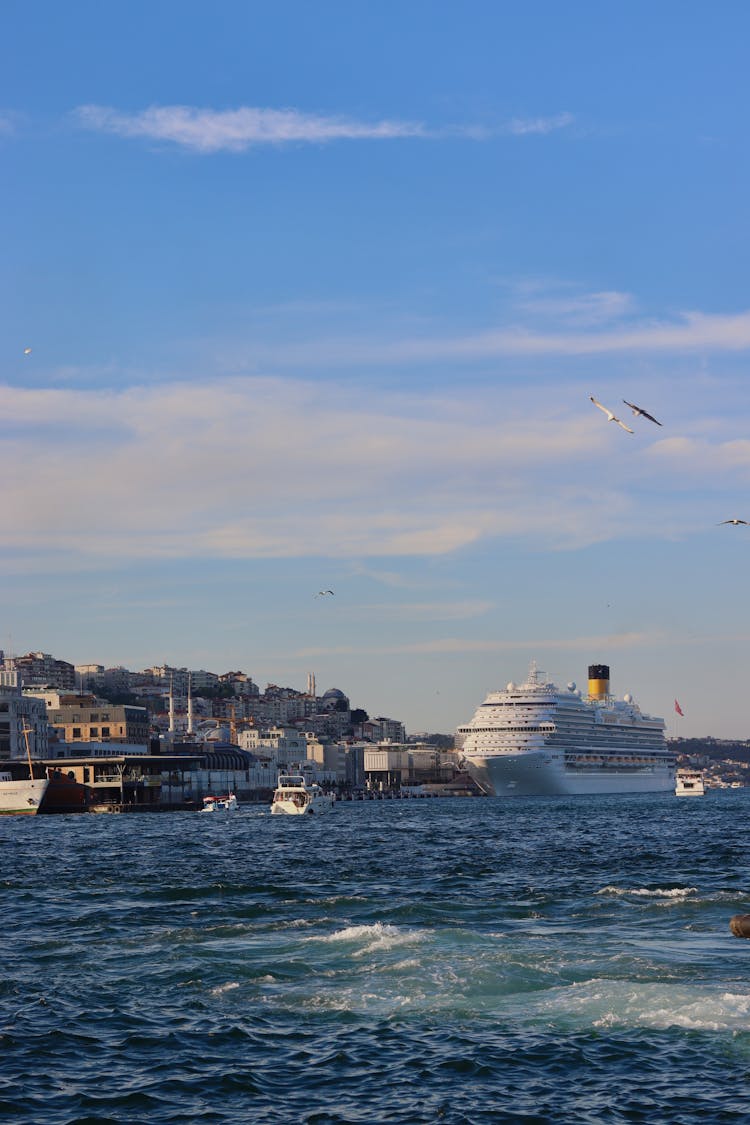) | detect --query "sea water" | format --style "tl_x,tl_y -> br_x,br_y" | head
3,791 -> 750,1123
